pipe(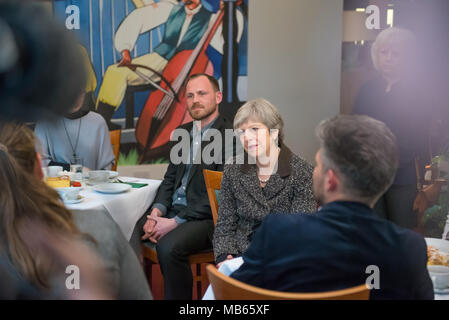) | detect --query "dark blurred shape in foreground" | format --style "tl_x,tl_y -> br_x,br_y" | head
0,0 -> 108,300
0,0 -> 86,122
